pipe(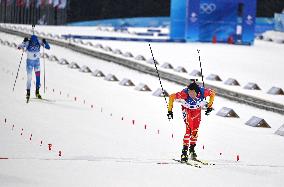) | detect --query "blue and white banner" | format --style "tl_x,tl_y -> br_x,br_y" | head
170,0 -> 257,45
198,0 -> 237,42
275,13 -> 284,32
185,0 -> 200,41
170,0 -> 187,40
